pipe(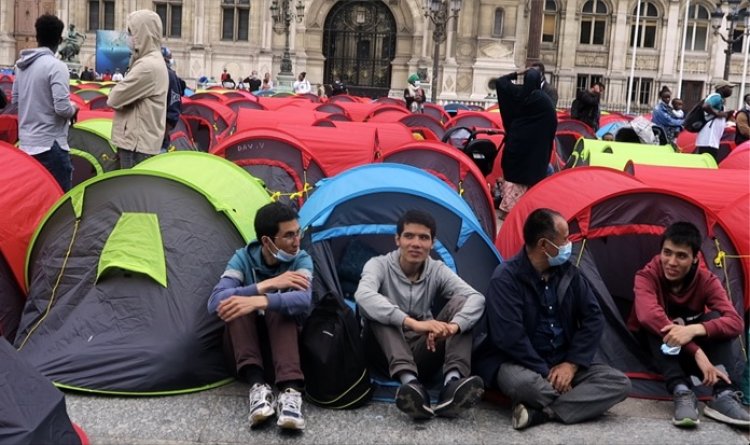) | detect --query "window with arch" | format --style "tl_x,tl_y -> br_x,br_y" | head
629,1 -> 659,48
492,8 -> 504,37
542,0 -> 558,43
222,0 -> 250,41
154,0 -> 182,38
580,0 -> 608,45
684,4 -> 709,51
